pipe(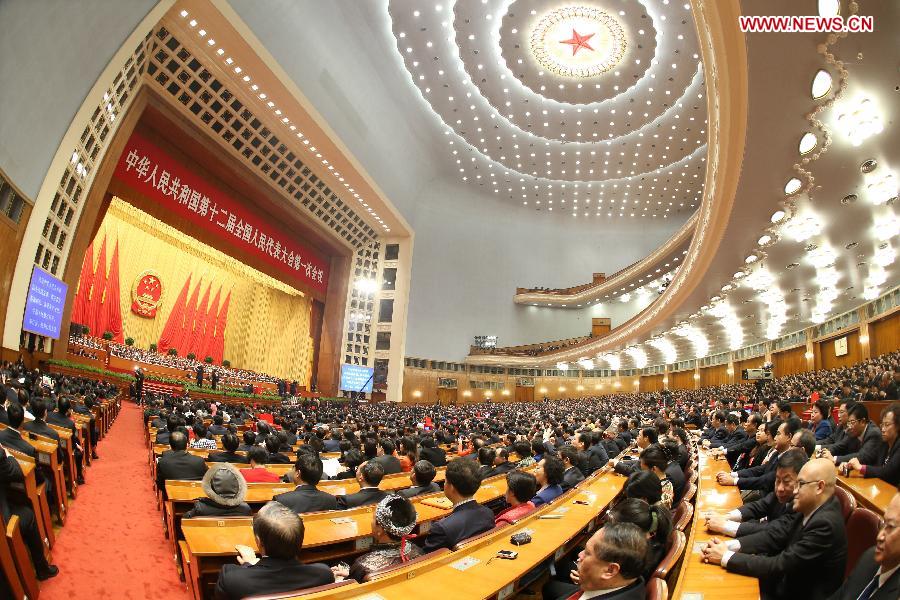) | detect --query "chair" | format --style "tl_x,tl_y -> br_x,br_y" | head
362,548 -> 450,581
653,529 -> 687,579
682,482 -> 697,503
673,500 -> 694,532
646,576 -> 668,600
834,486 -> 856,522
452,523 -> 507,550
243,579 -> 356,600
845,507 -> 883,577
